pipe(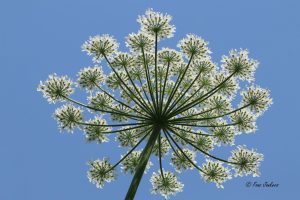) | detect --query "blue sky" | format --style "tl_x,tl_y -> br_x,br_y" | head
1,0 -> 300,199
